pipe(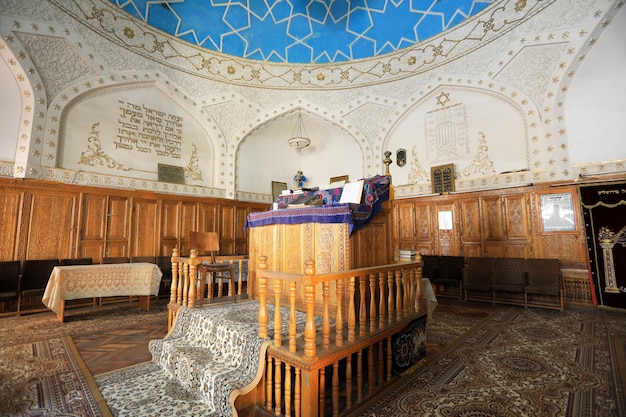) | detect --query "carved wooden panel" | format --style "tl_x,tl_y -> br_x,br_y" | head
131,198 -> 158,256
0,190 -> 23,261
397,202 -> 415,242
27,191 -> 77,260
414,202 -> 433,241
540,234 -> 585,263
504,194 -> 531,240
79,241 -> 104,261
181,201 -> 198,236
220,205 -> 235,241
481,196 -> 505,241
459,197 -> 481,241
484,242 -> 506,258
